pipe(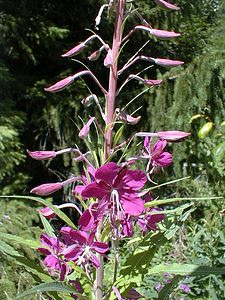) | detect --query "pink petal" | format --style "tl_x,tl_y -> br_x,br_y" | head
155,152 -> 173,167
90,254 -> 100,268
30,182 -> 63,196
122,194 -> 144,216
27,150 -> 56,160
45,76 -> 74,93
40,234 -> 58,249
121,170 -> 147,190
91,241 -> 109,254
78,208 -> 96,231
38,247 -> 51,256
154,0 -> 180,11
62,245 -> 82,261
82,182 -> 109,199
152,139 -> 168,156
44,255 -> 61,270
95,162 -> 119,185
